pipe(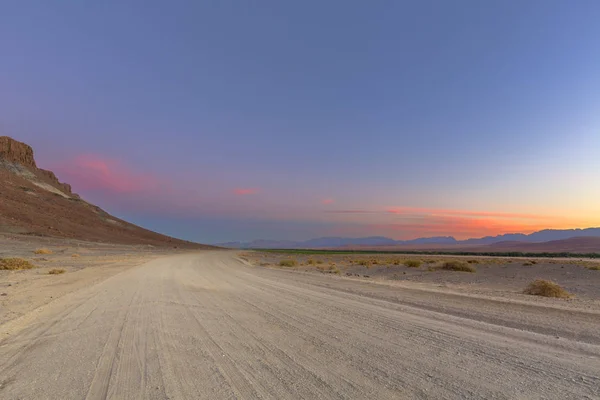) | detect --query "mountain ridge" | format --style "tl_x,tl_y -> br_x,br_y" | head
218,228 -> 600,249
